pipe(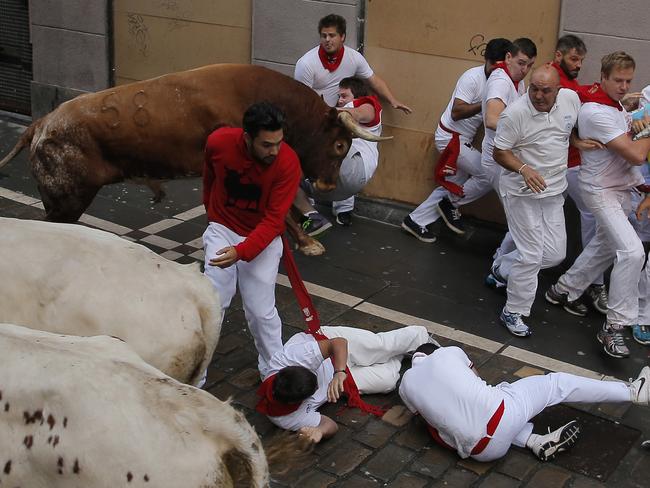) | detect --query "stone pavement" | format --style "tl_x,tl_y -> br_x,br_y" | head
1,117 -> 649,487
